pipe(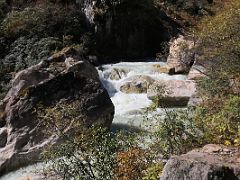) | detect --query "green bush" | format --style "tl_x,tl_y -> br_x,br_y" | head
148,109 -> 201,158
39,100 -> 164,180
0,63 -> 11,99
1,6 -> 88,40
194,96 -> 240,146
2,36 -> 62,71
142,163 -> 164,180
192,0 -> 240,146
